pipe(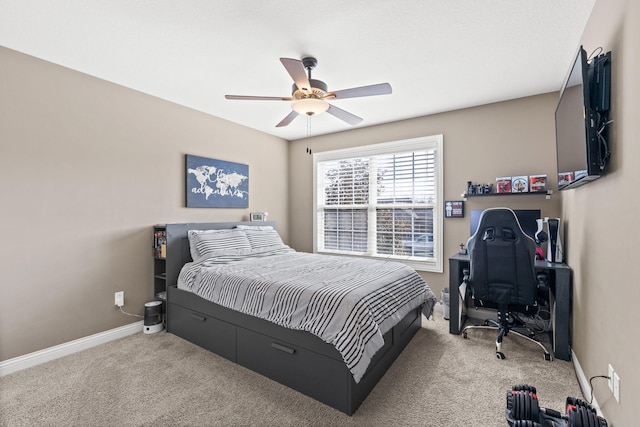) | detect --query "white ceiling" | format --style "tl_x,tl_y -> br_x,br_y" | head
0,1 -> 595,141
